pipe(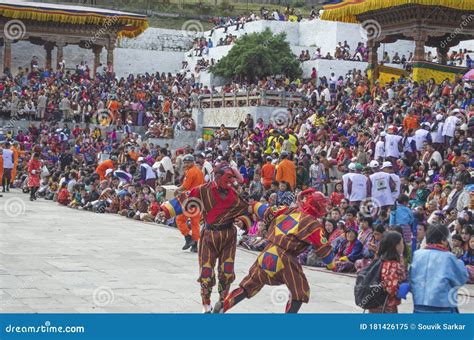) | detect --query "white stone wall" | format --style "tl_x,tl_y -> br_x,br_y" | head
120,27 -> 193,51
148,130 -> 201,150
2,41 -> 184,78
300,59 -> 404,80
192,106 -> 278,128
4,20 -> 474,84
